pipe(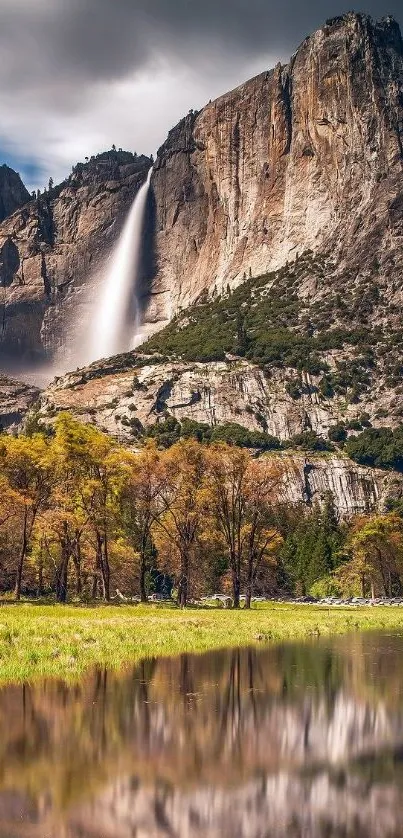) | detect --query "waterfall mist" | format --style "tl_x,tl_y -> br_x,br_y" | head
85,167 -> 153,365
0,168 -> 154,387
